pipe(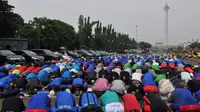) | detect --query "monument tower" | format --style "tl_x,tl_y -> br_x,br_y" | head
164,2 -> 169,46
